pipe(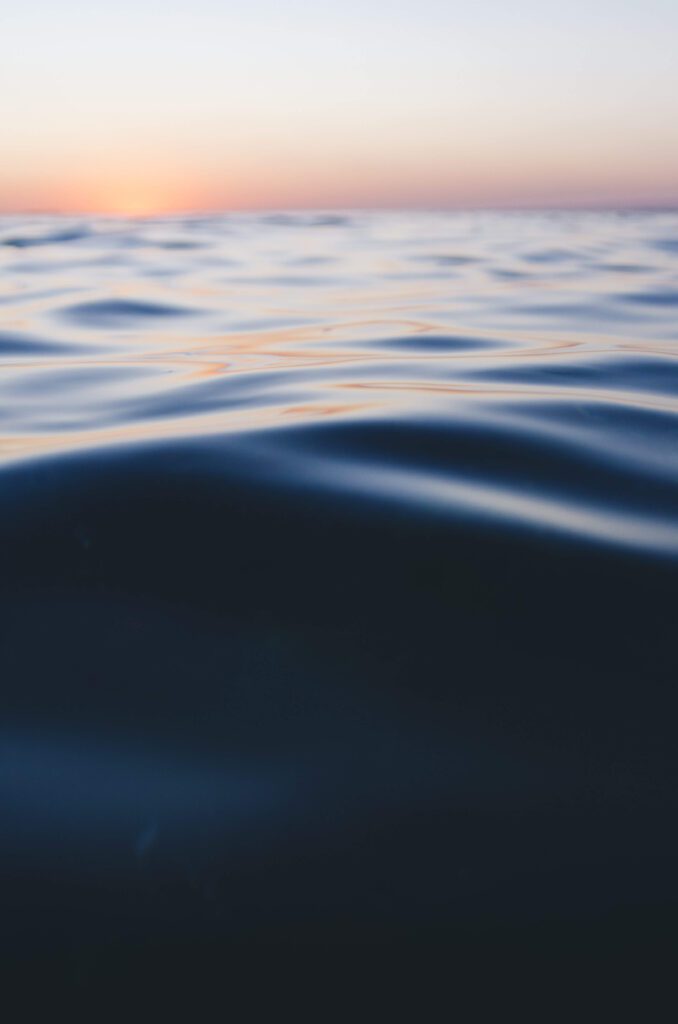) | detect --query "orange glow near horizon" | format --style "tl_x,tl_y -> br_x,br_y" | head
77,180 -> 193,218
2,0 -> 678,216
30,162 -> 206,218
6,153 -> 678,218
